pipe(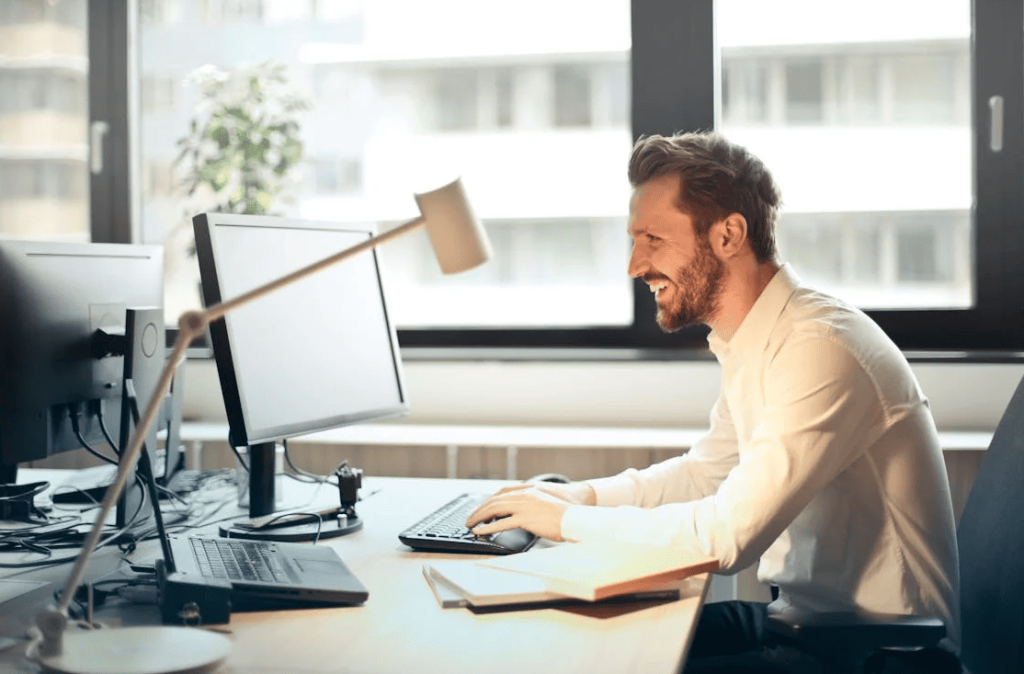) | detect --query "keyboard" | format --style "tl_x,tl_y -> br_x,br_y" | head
190,537 -> 291,583
399,493 -> 538,555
